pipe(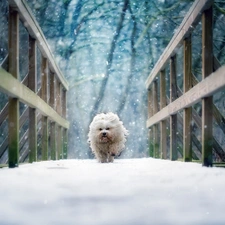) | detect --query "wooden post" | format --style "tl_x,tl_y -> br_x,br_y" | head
202,6 -> 213,166
28,36 -> 37,163
41,117 -> 48,160
148,89 -> 154,157
62,89 -> 67,119
8,8 -> 19,168
50,122 -> 56,160
153,80 -> 159,158
63,128 -> 68,159
57,126 -> 62,159
160,70 -> 167,159
170,55 -> 178,161
56,80 -> 62,116
49,72 -> 56,160
62,89 -> 68,159
41,57 -> 49,160
183,36 -> 192,162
